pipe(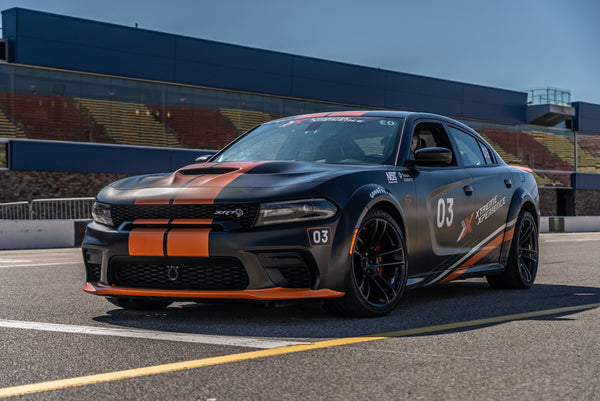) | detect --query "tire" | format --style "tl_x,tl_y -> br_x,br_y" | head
325,208 -> 407,317
106,297 -> 173,310
487,210 -> 538,289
